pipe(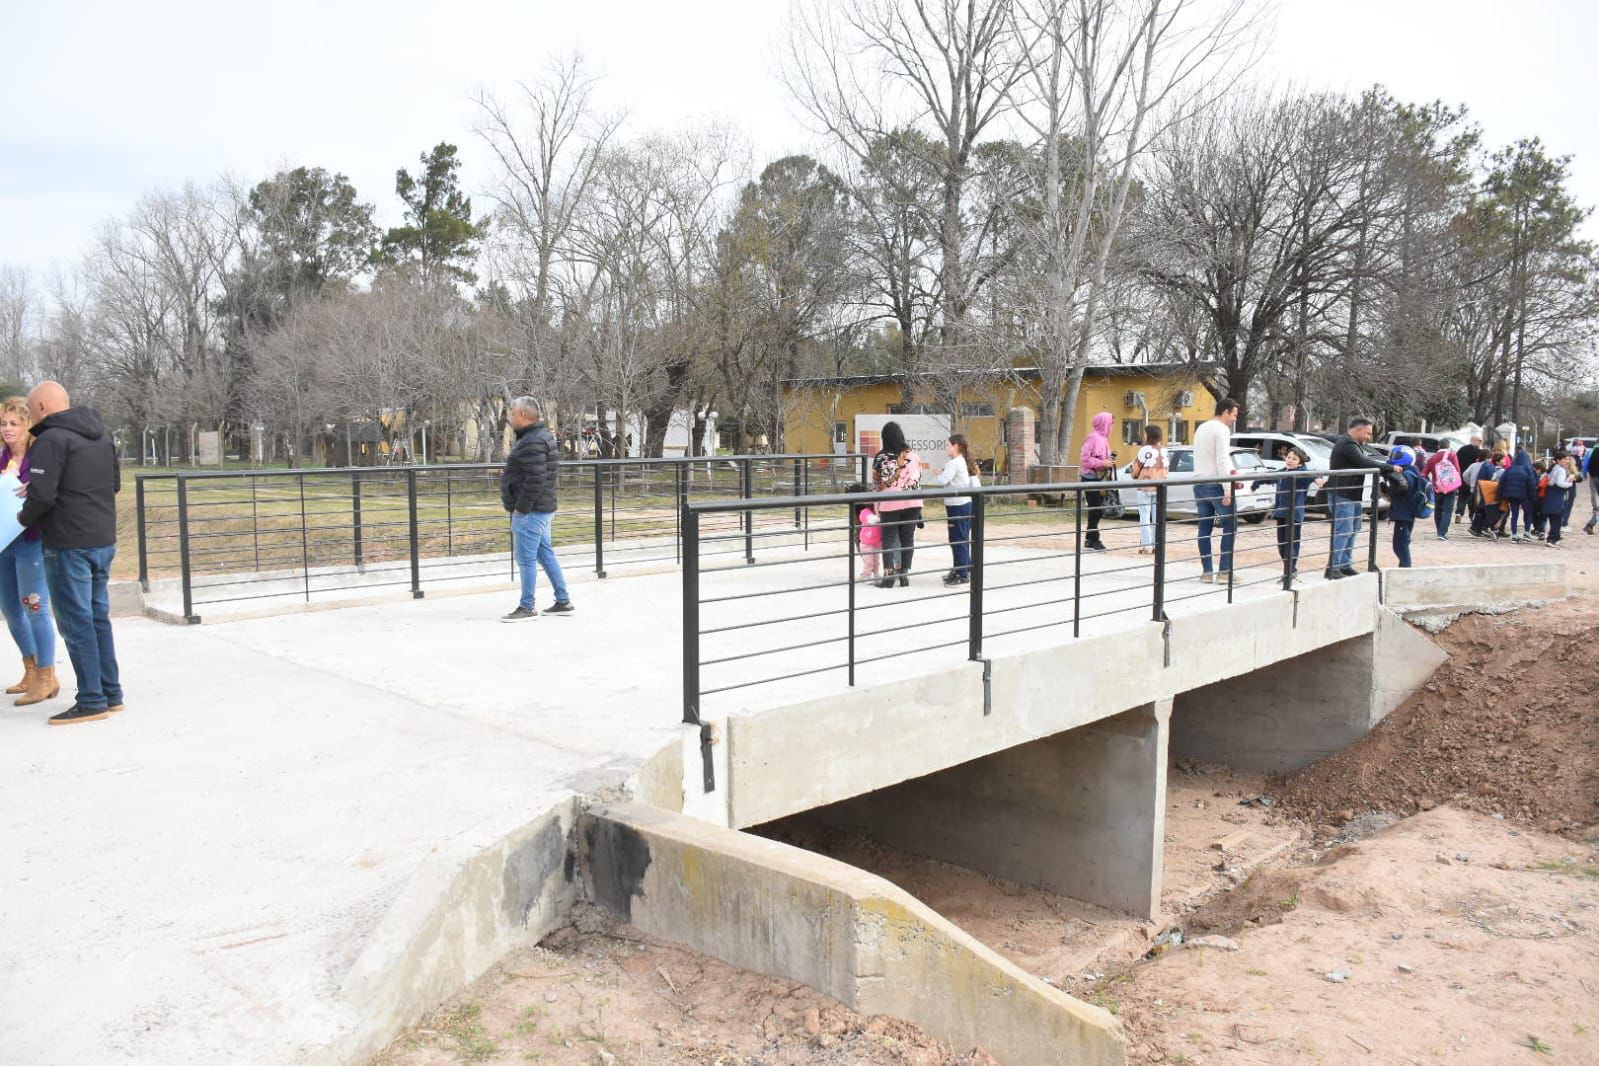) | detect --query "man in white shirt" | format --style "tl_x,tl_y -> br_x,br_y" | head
1191,398 -> 1239,582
